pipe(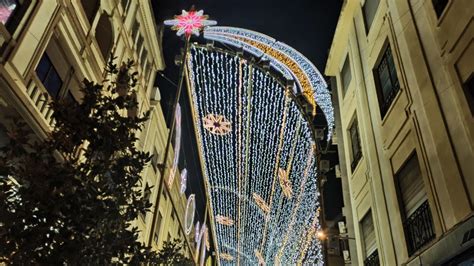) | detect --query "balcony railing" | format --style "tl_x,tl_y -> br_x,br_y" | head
25,74 -> 55,128
404,200 -> 435,256
364,250 -> 379,266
